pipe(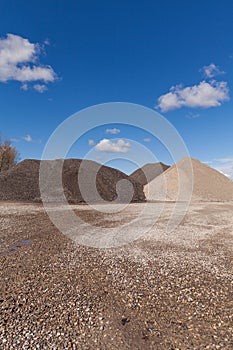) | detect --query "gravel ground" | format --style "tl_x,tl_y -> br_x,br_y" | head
0,202 -> 232,349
